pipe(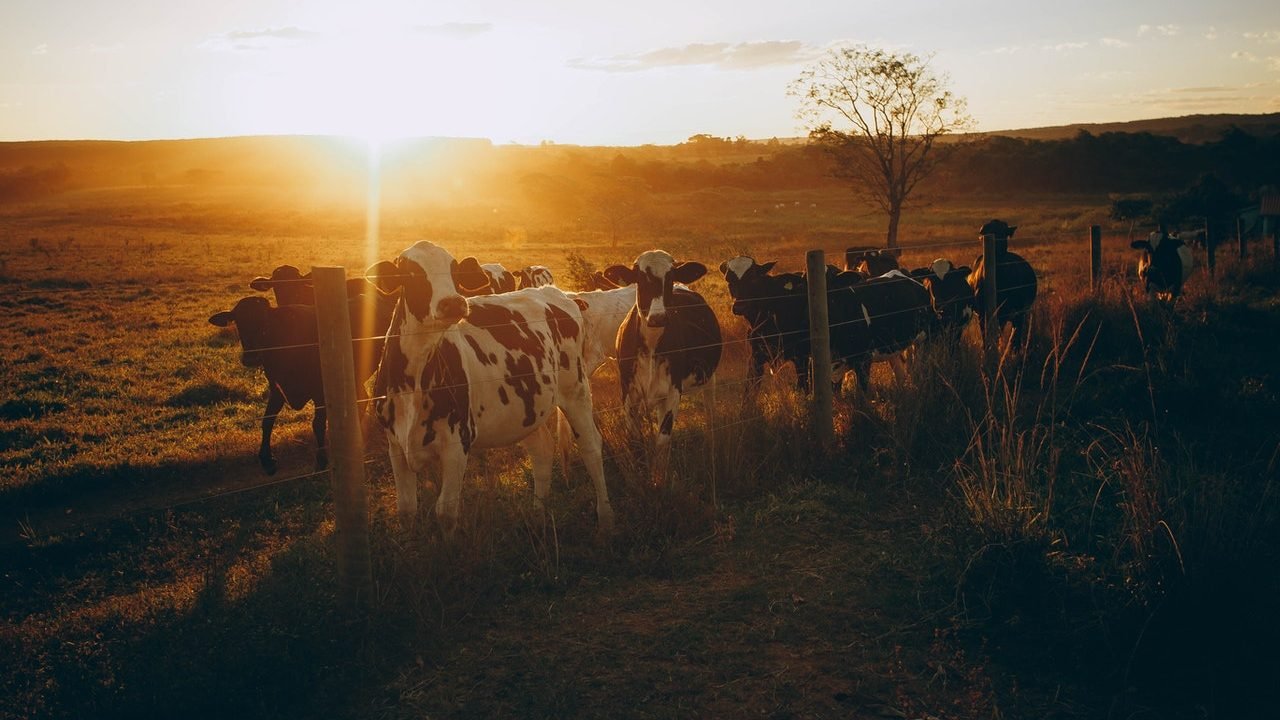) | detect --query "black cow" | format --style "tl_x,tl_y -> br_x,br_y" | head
720,256 -> 812,390
845,246 -> 899,276
208,291 -> 394,474
604,251 -> 722,481
1131,230 -> 1194,300
828,271 -> 935,391
969,219 -> 1038,347
250,264 -> 377,306
909,259 -> 974,340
